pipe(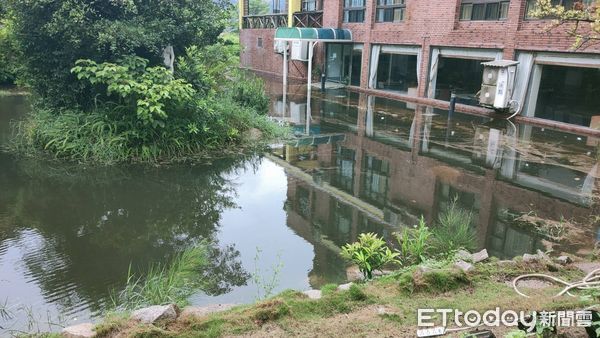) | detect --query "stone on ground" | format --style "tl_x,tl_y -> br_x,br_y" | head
454,260 -> 474,272
180,304 -> 236,318
556,255 -> 572,265
62,323 -> 96,338
131,304 -> 178,324
522,253 -> 539,263
302,289 -> 322,300
346,265 -> 364,282
456,249 -> 472,262
338,282 -> 353,291
472,249 -> 489,263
